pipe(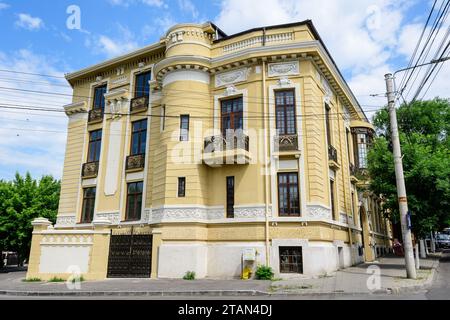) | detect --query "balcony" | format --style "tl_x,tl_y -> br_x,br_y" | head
349,163 -> 359,182
203,134 -> 251,167
126,154 -> 146,172
82,161 -> 99,178
88,109 -> 103,124
328,145 -> 339,169
275,134 -> 299,152
130,96 -> 149,113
